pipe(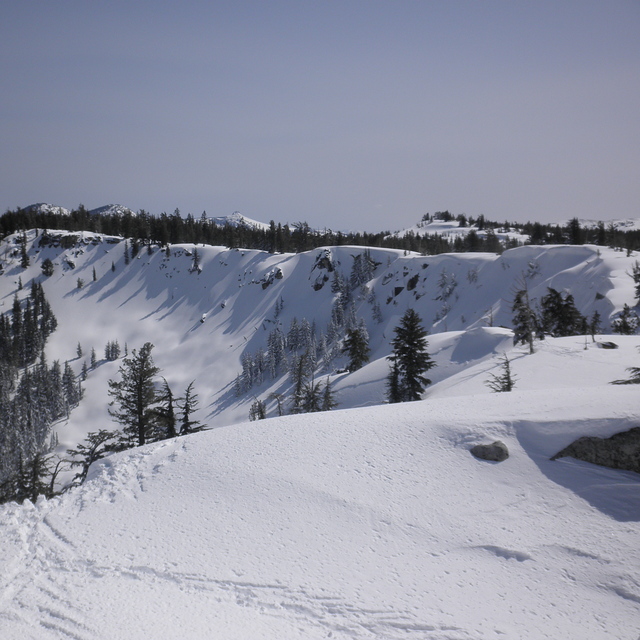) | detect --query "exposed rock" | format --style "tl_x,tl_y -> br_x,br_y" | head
470,441 -> 509,462
598,341 -> 619,349
551,427 -> 640,473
